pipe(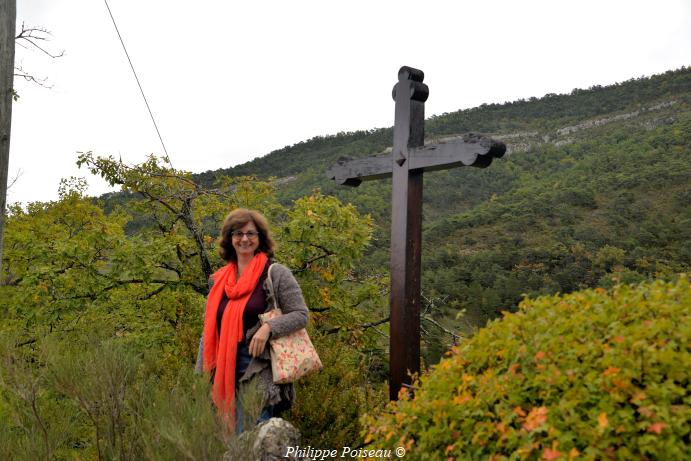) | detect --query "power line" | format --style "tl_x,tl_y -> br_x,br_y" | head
102,0 -> 173,168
